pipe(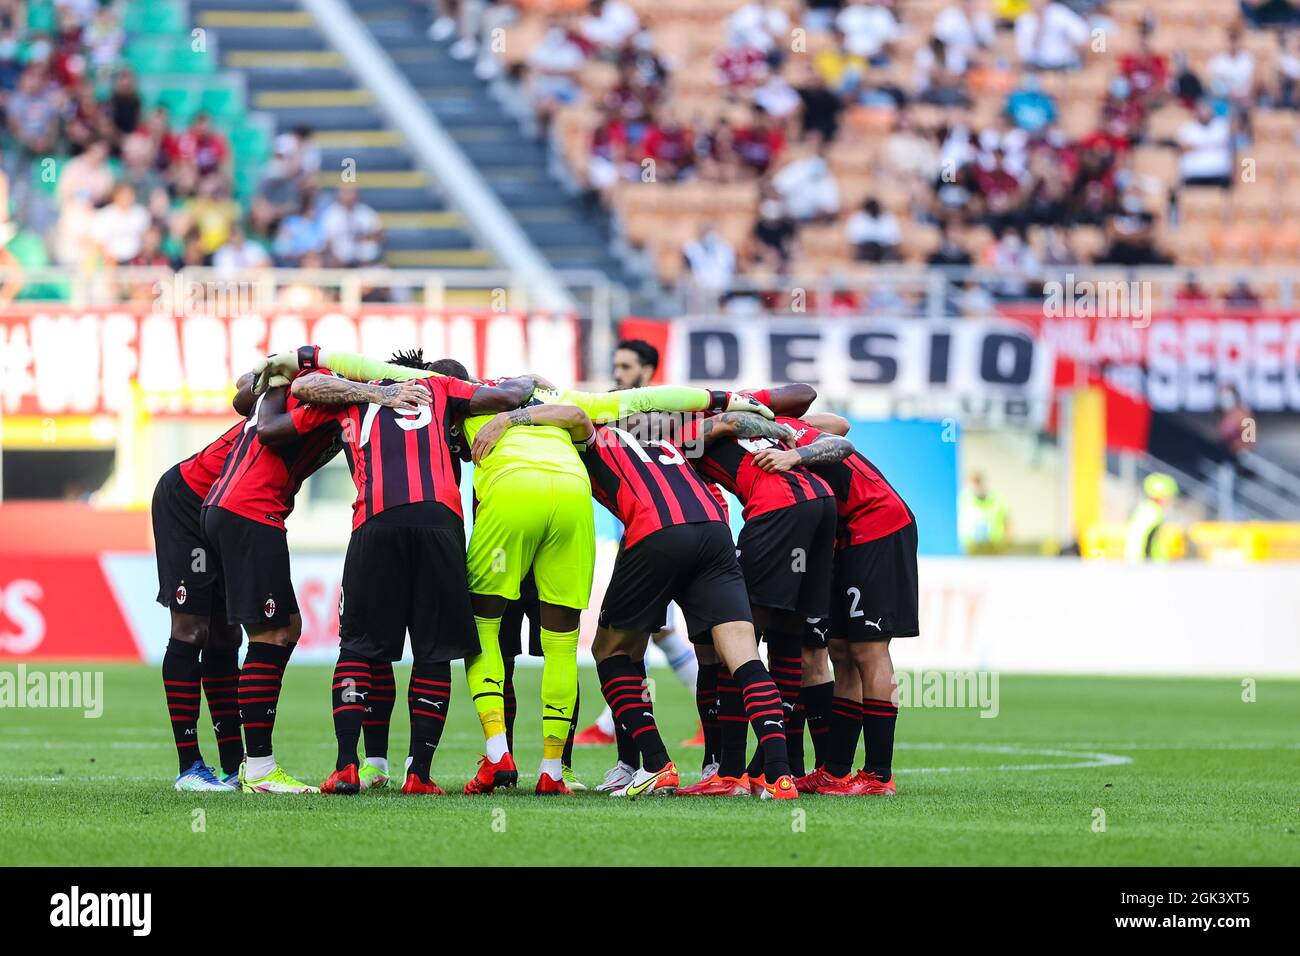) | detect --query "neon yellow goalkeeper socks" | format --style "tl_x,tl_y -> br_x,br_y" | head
539,626 -> 579,758
467,615 -> 507,741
